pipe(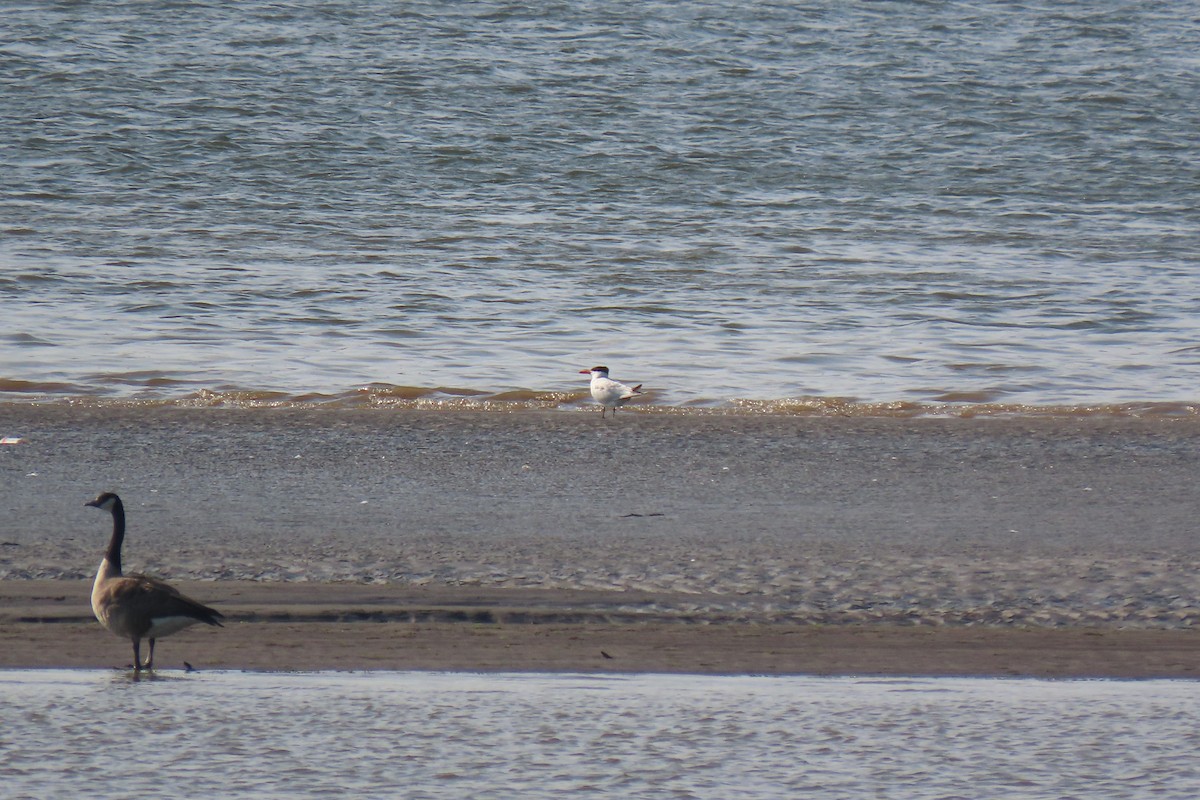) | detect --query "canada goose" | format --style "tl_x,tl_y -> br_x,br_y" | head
86,492 -> 223,671
579,366 -> 643,417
